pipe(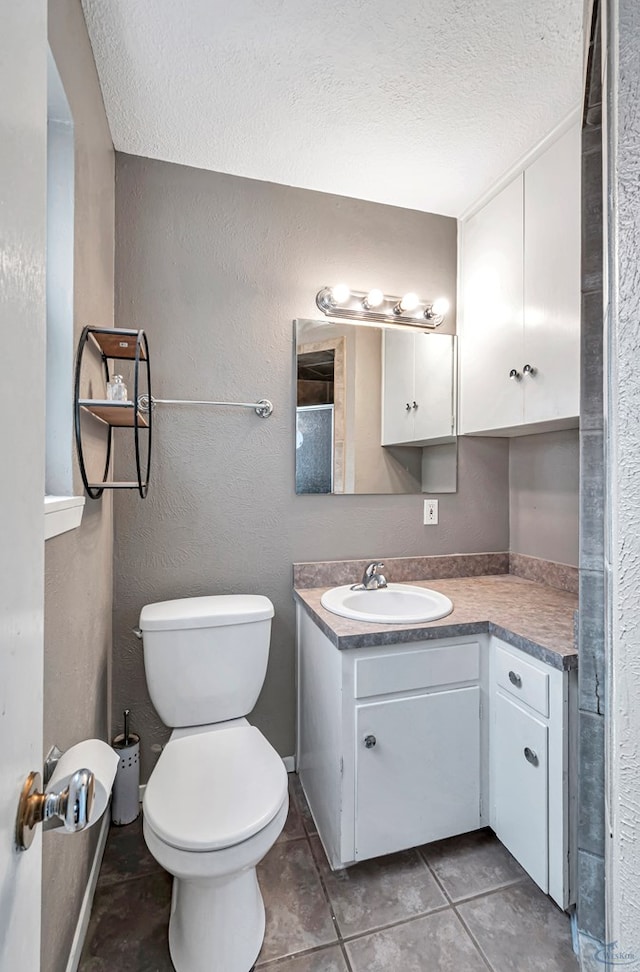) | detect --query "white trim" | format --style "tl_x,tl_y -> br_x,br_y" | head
459,106 -> 582,222
44,495 -> 85,540
64,810 -> 110,972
